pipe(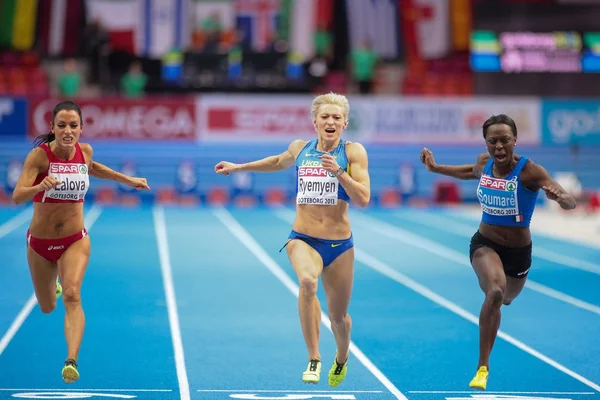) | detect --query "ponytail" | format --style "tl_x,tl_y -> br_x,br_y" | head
32,132 -> 55,148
